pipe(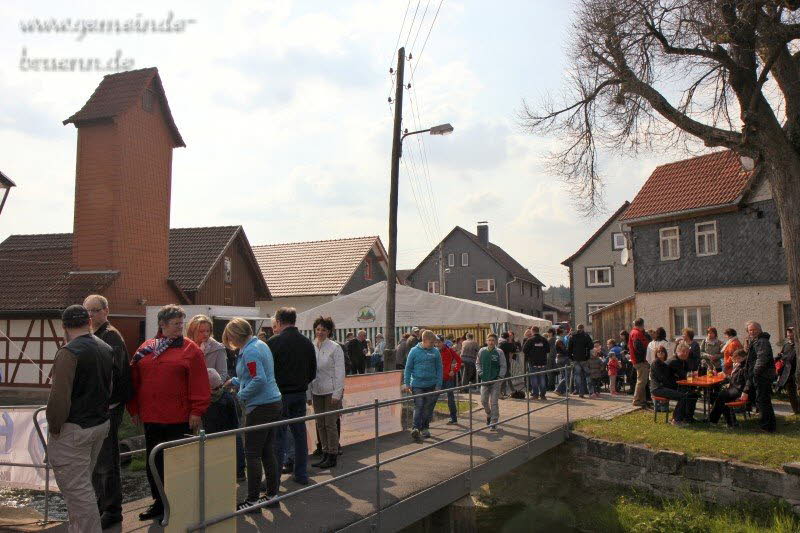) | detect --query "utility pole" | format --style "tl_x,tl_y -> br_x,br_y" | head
384,47 -> 405,372
438,243 -> 445,295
